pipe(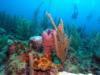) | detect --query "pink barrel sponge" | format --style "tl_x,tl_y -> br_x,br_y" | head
42,29 -> 56,59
